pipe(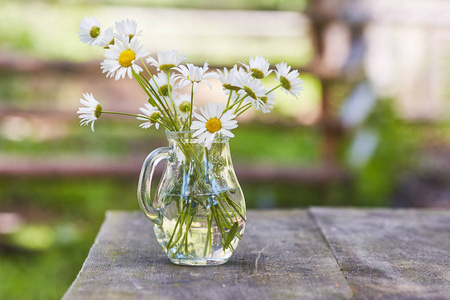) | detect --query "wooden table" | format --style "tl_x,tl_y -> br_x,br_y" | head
63,208 -> 450,300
